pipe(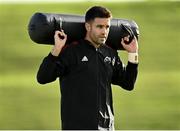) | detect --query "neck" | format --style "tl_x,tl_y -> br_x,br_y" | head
85,36 -> 101,49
